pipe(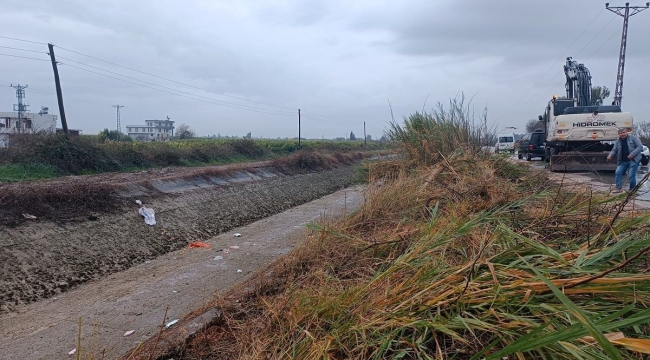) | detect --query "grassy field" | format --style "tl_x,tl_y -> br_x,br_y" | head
166,100 -> 650,359
0,135 -> 389,182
